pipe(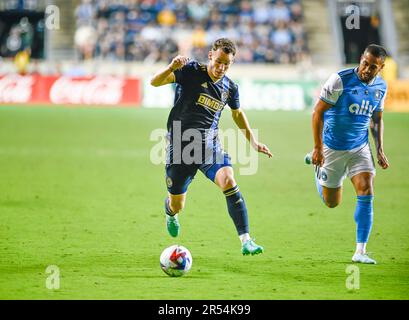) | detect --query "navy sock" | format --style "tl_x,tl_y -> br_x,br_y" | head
354,195 -> 374,243
224,186 -> 249,235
